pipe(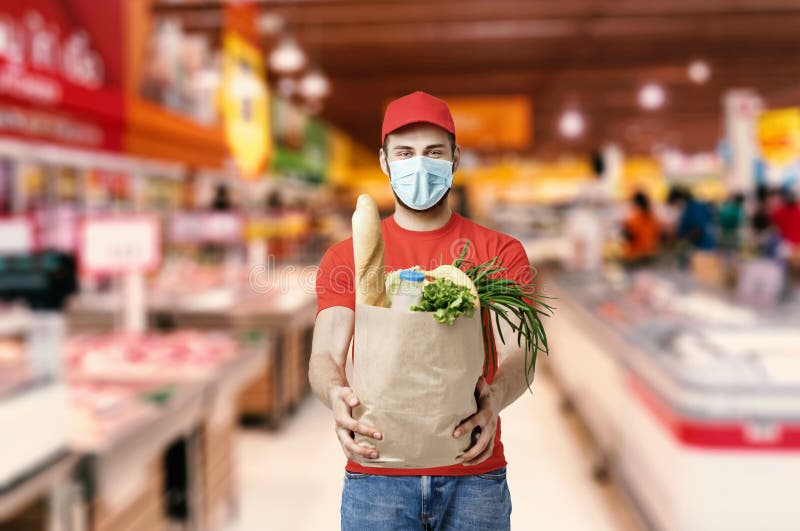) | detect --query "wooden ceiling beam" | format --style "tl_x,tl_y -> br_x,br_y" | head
156,0 -> 800,23
152,0 -> 800,155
